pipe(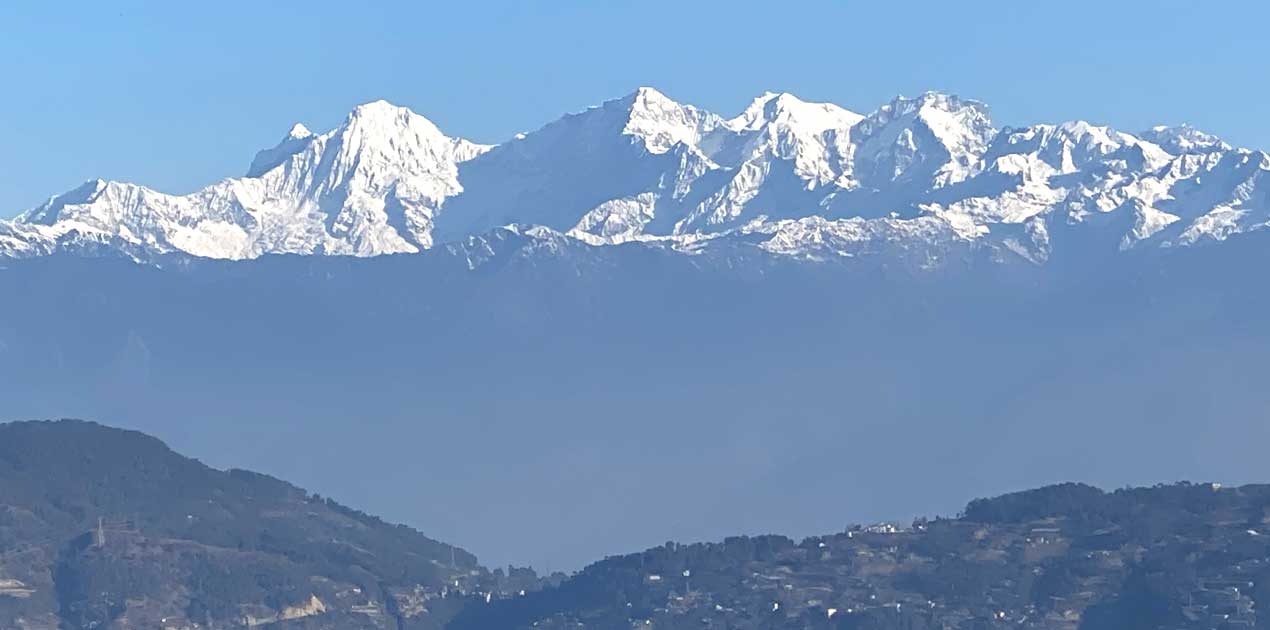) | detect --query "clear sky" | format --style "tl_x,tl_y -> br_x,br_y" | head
2,0 -> 1265,216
